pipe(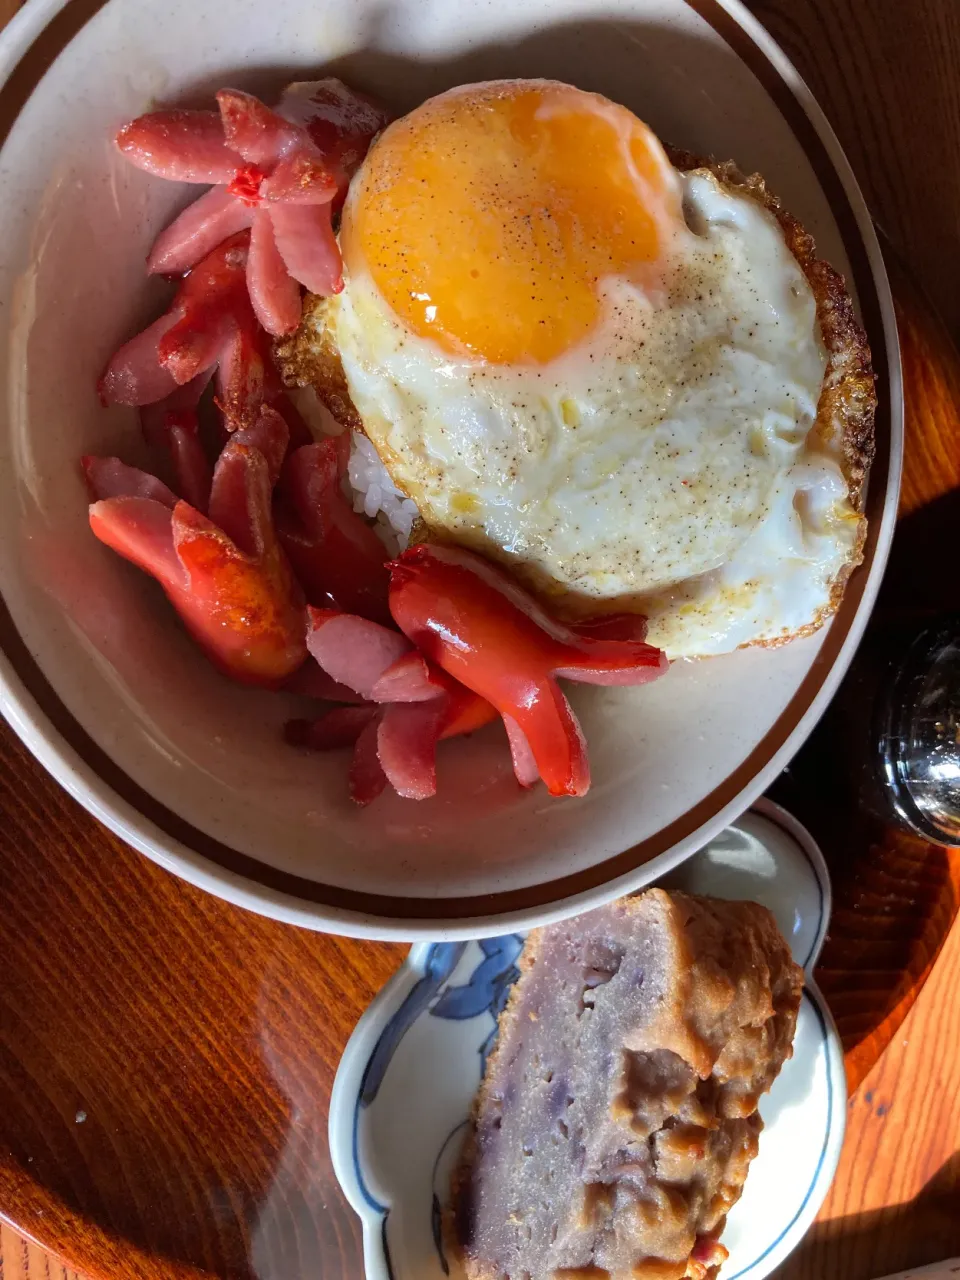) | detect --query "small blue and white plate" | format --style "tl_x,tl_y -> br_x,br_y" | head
330,798 -> 846,1280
